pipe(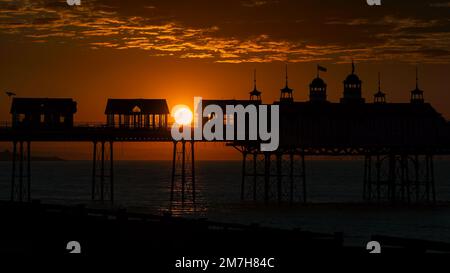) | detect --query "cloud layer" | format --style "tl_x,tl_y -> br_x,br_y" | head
1,0 -> 449,63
